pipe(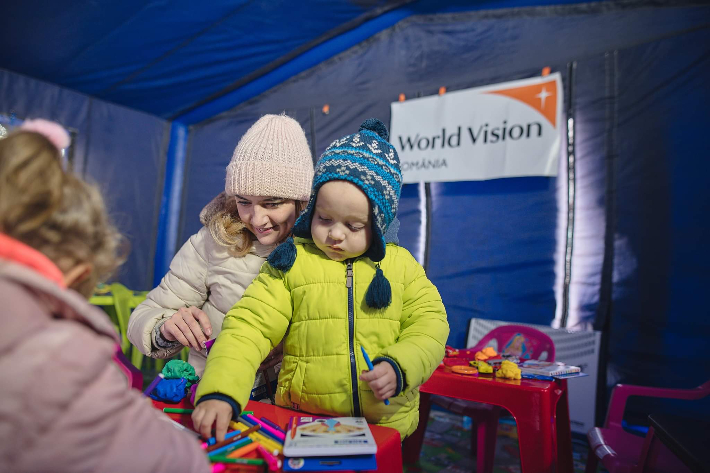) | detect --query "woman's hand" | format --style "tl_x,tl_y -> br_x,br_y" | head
192,400 -> 233,442
160,306 -> 212,350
